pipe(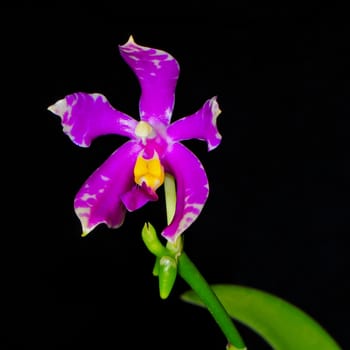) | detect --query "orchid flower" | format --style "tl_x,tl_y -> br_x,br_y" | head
48,35 -> 222,243
47,36 -> 342,350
